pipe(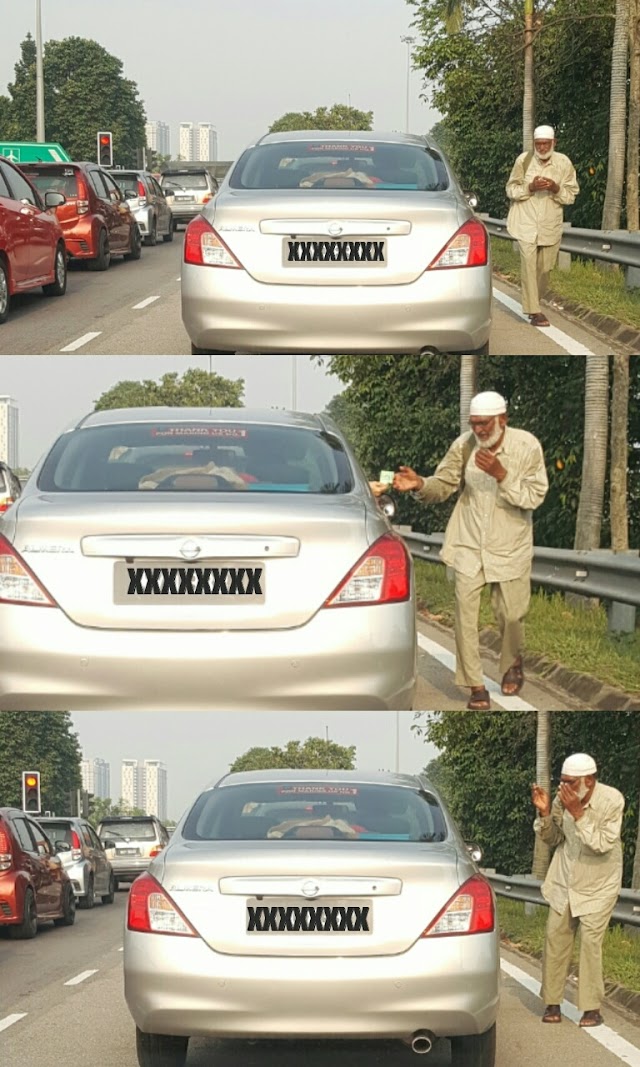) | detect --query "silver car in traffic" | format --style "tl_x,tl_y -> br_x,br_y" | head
0,407 -> 416,711
181,130 -> 491,356
37,816 -> 116,907
124,770 -> 500,1067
